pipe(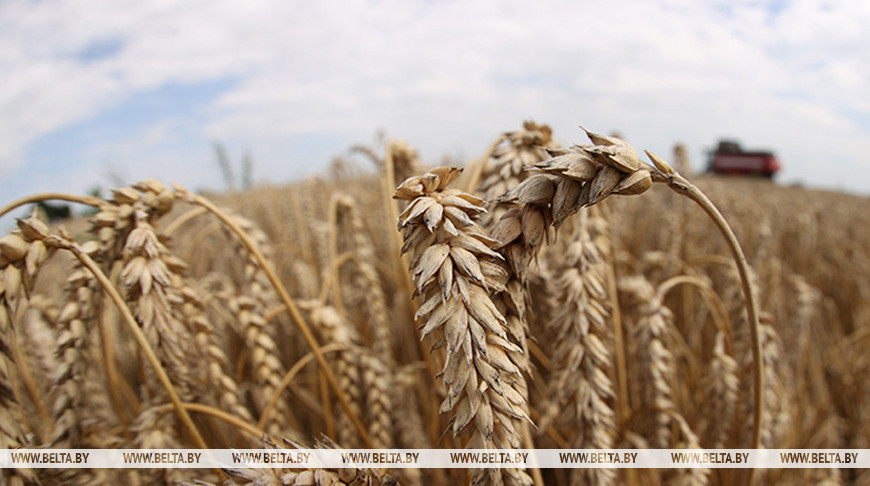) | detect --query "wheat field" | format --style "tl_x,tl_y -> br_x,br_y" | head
1,122 -> 868,486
